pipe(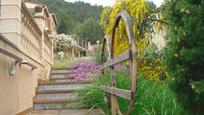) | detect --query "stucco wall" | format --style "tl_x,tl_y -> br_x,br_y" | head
0,55 -> 43,115
0,39 -> 51,115
0,0 -> 54,114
